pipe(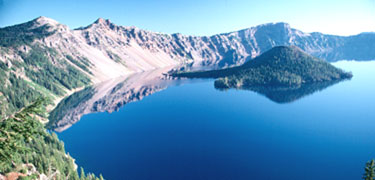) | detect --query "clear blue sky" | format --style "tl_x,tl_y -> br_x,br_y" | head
0,0 -> 374,36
